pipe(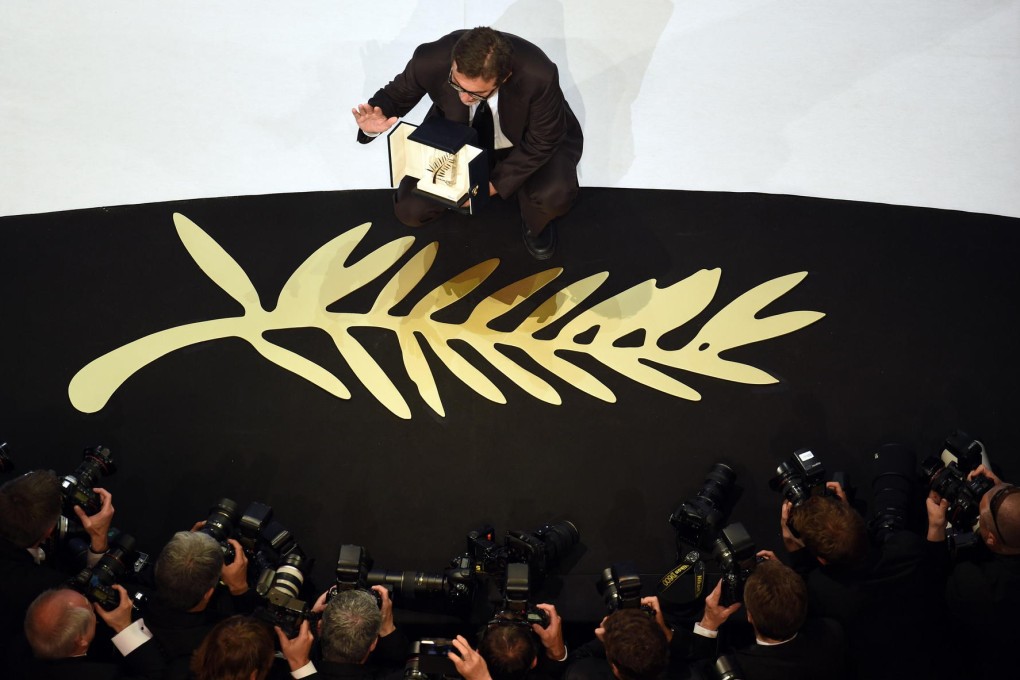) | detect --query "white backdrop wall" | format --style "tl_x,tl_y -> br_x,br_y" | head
1,0 -> 1017,218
